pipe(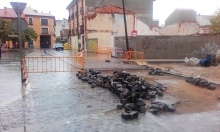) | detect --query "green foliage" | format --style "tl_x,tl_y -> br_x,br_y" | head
0,18 -> 14,43
22,27 -> 38,42
209,9 -> 220,35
